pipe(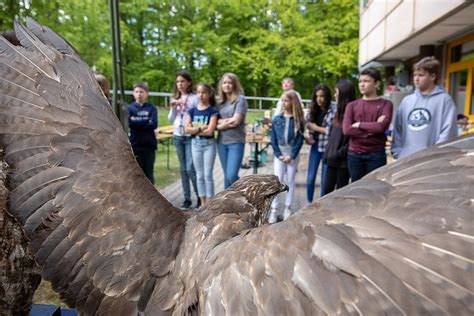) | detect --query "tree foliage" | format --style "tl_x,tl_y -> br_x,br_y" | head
1,0 -> 359,101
